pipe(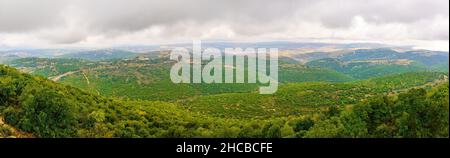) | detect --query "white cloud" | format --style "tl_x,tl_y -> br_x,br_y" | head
0,0 -> 448,51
